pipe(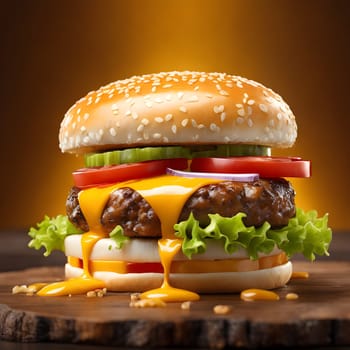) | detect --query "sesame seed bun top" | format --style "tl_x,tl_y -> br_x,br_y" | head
59,71 -> 297,154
